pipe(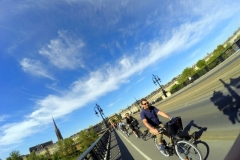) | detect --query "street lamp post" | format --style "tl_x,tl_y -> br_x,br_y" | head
94,103 -> 108,128
152,74 -> 168,98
